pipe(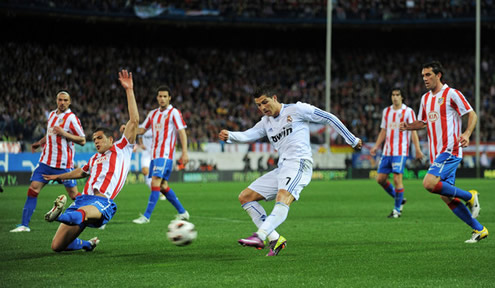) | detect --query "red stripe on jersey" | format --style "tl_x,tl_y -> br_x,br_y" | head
90,156 -> 104,193
83,156 -> 97,194
398,109 -> 406,156
145,110 -> 159,130
390,112 -> 396,155
117,136 -> 128,149
384,107 -> 391,155
454,89 -> 471,110
100,147 -> 117,193
160,109 -> 174,159
439,88 -> 450,154
46,114 -> 58,166
55,113 -> 73,168
153,113 -> 163,159
66,141 -> 72,168
421,92 -> 430,122
110,162 -> 126,199
429,93 -> 438,160
169,135 -> 176,160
